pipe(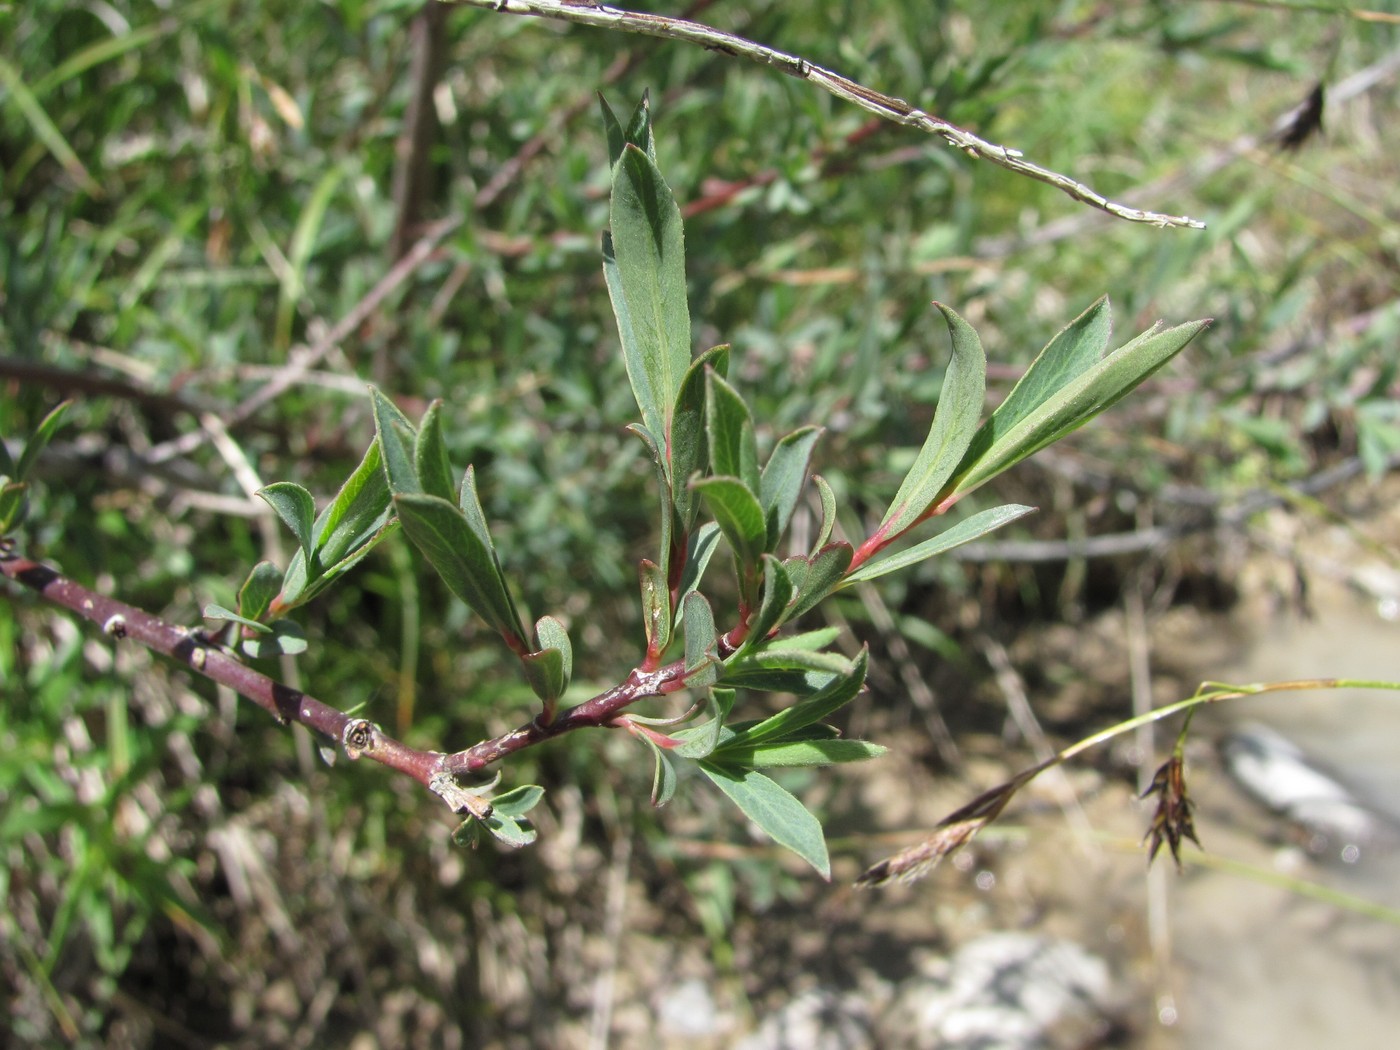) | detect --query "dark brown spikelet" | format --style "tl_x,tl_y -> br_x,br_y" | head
1141,753 -> 1202,871
1278,82 -> 1325,151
